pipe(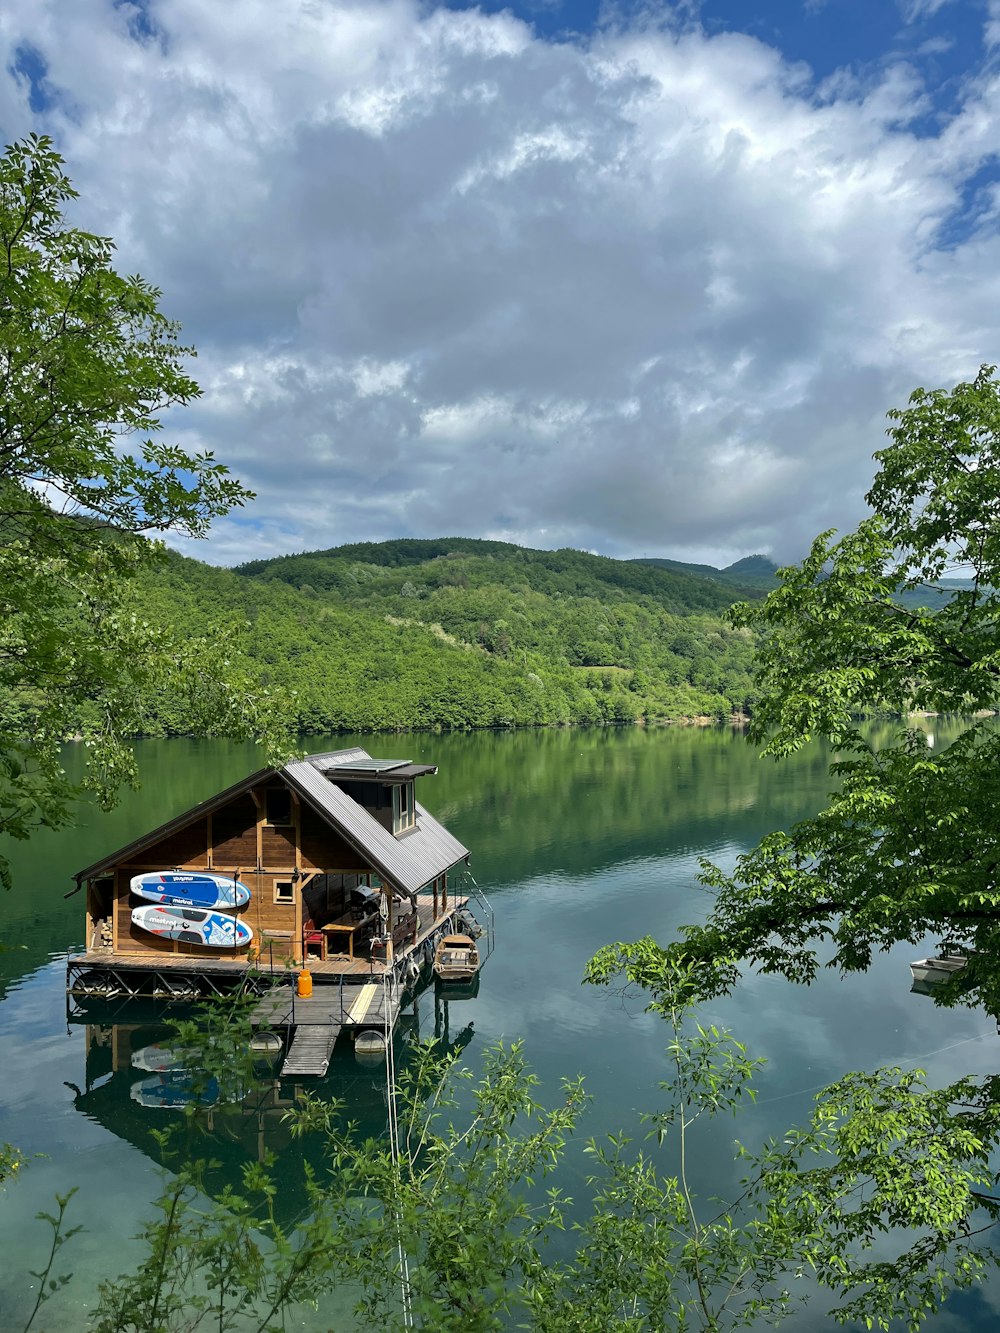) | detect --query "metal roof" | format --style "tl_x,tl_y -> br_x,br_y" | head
318,757 -> 410,773
77,748 -> 470,896
284,755 -> 468,898
331,762 -> 437,782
